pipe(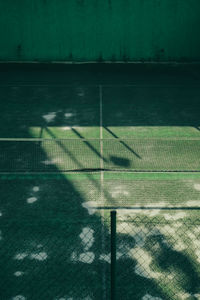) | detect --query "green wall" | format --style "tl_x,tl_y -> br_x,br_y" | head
0,0 -> 200,62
